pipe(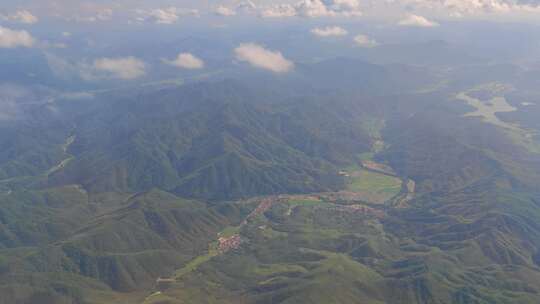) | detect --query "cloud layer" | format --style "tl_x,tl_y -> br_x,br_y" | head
235,43 -> 294,73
